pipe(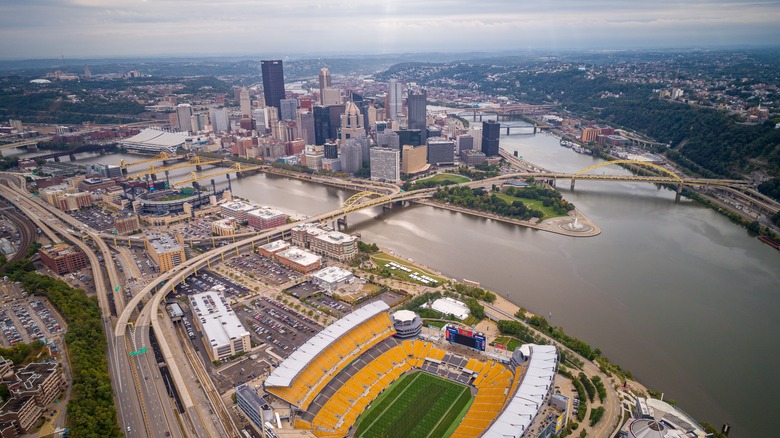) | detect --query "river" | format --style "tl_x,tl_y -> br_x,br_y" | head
66,131 -> 779,436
